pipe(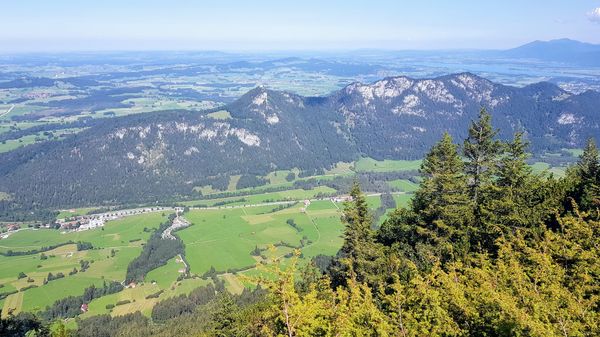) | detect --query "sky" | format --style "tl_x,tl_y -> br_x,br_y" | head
1,0 -> 599,52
